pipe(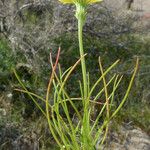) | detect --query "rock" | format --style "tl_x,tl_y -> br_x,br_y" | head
104,125 -> 150,150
